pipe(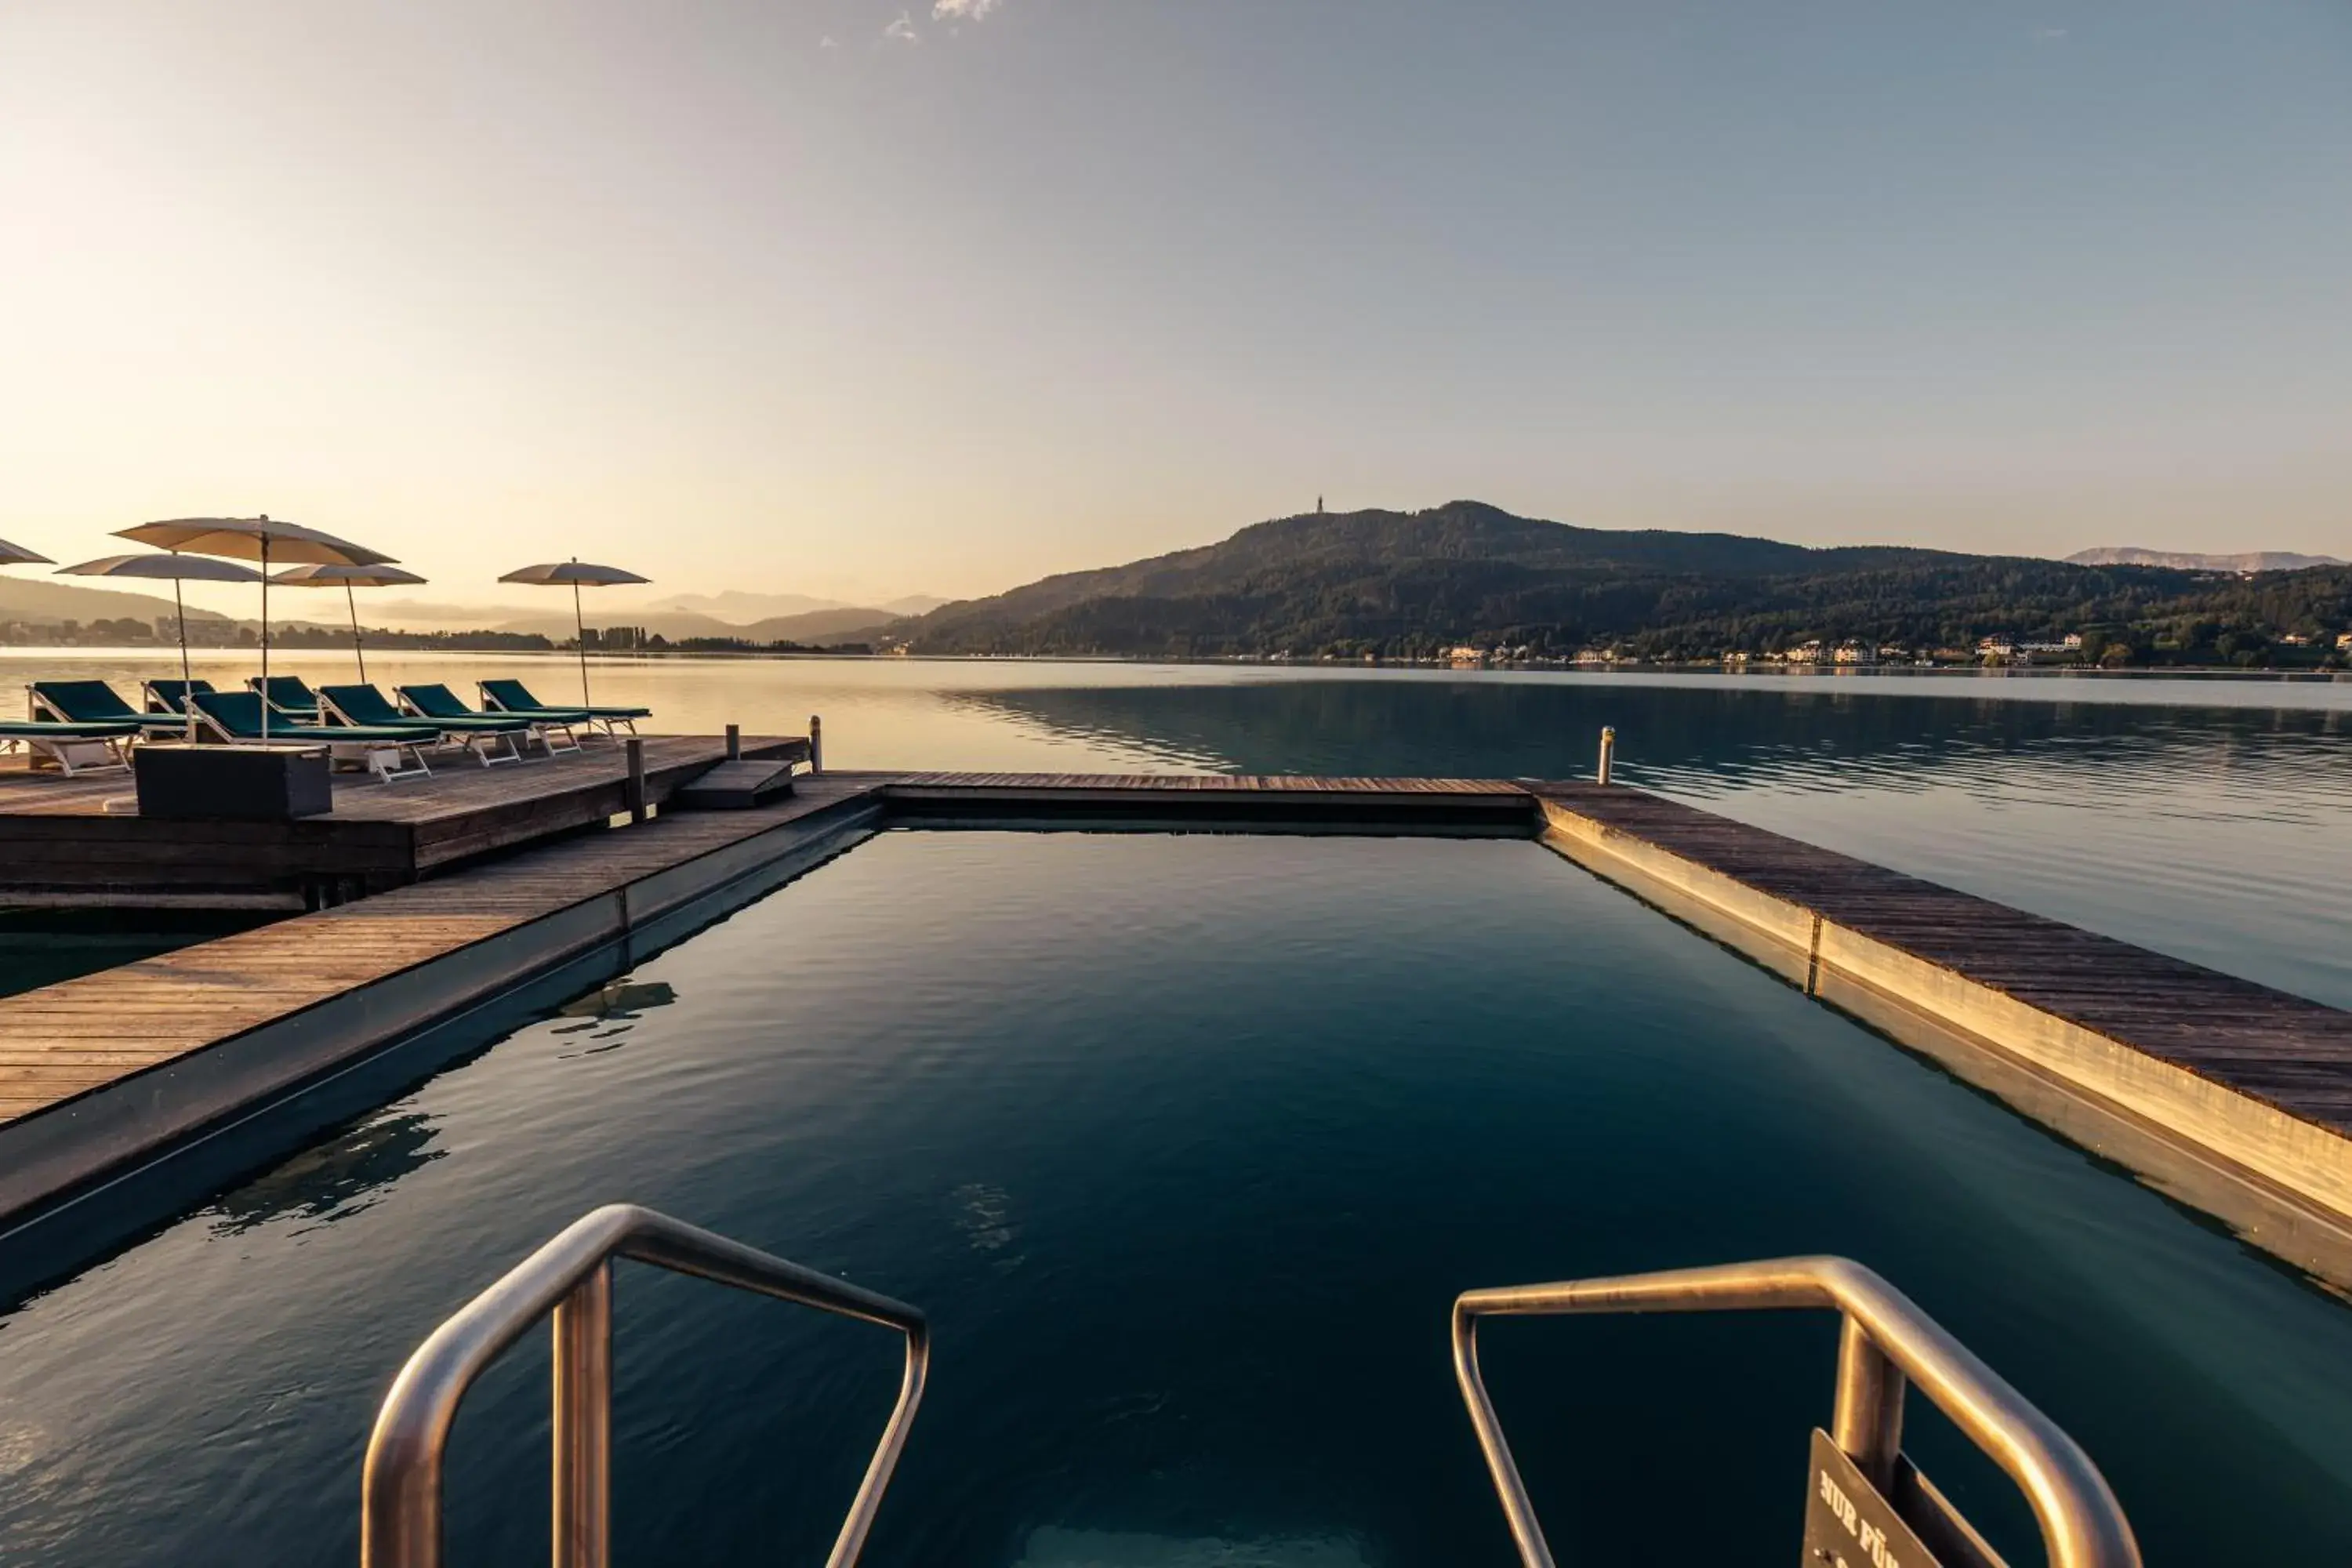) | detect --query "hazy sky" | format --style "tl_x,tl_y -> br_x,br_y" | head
3,0 -> 2347,615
